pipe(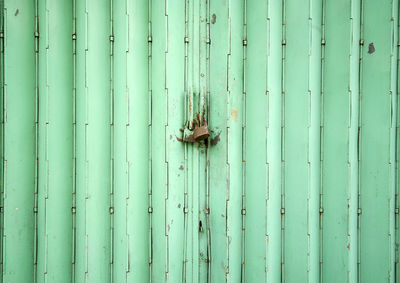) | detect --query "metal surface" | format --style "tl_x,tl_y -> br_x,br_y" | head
0,0 -> 399,282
